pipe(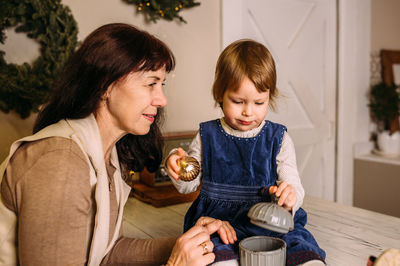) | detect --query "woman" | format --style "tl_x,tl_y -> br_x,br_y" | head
0,23 -> 235,266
